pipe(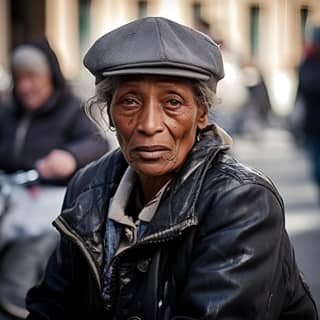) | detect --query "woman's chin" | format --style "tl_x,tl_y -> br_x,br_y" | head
131,161 -> 175,178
